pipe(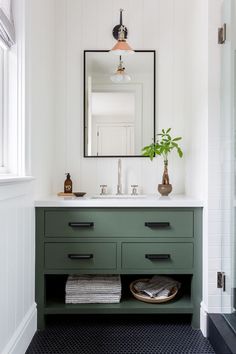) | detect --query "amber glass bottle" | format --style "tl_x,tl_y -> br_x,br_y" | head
64,173 -> 73,193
